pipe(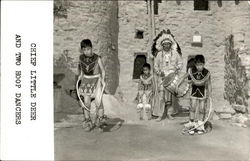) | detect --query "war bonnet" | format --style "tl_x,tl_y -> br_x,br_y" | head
151,29 -> 182,57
